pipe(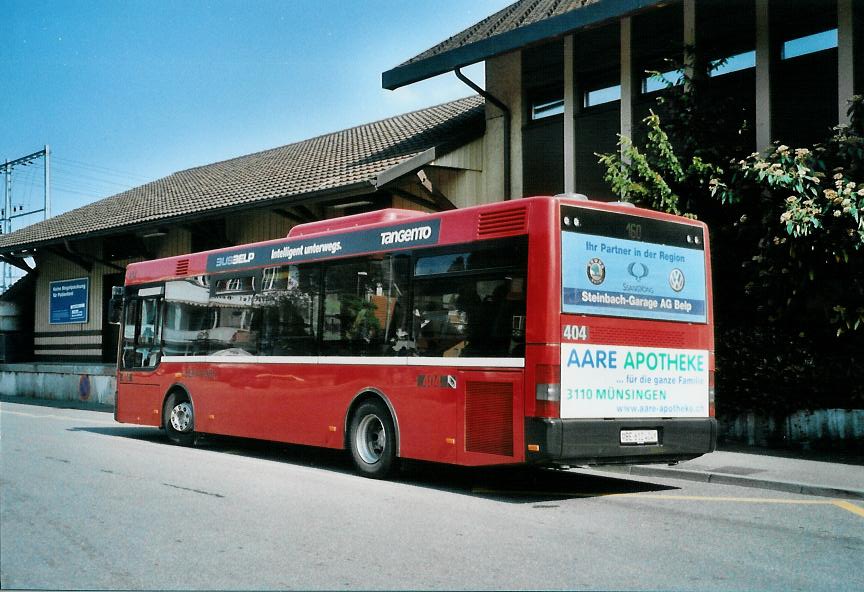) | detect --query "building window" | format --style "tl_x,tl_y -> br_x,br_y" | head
524,84 -> 565,196
782,29 -> 838,60
710,50 -> 756,77
531,97 -> 565,120
641,68 -> 684,94
583,84 -> 621,108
